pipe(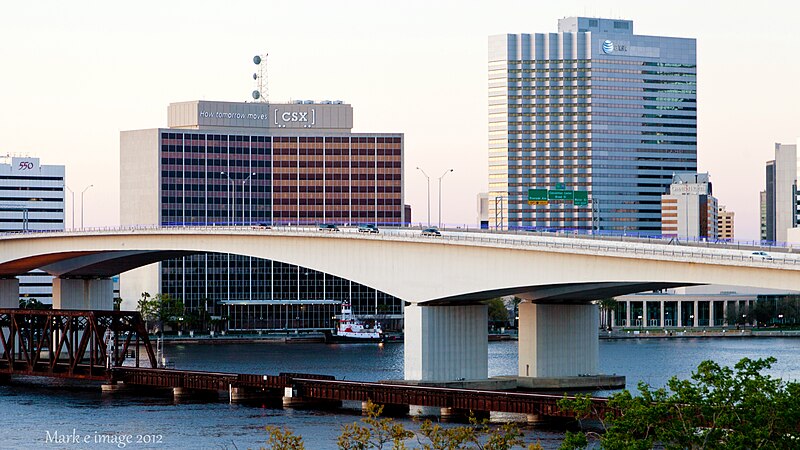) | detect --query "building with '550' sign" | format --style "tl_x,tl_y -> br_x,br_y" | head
120,100 -> 405,331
